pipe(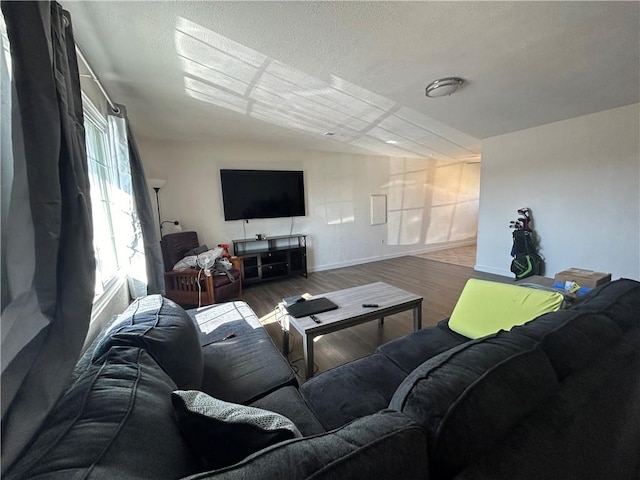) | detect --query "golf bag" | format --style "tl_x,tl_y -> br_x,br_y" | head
509,208 -> 543,279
